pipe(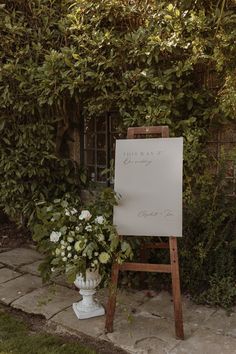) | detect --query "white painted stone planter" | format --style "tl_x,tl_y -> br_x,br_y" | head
72,268 -> 105,319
